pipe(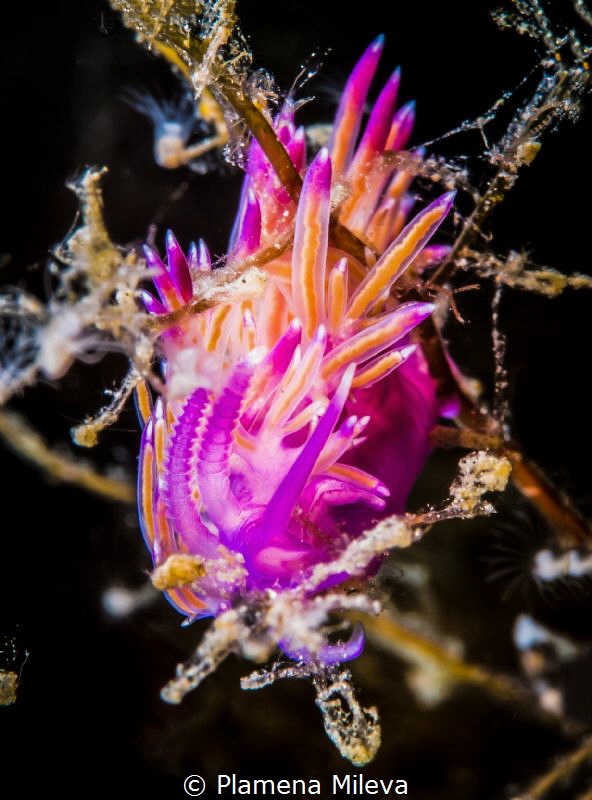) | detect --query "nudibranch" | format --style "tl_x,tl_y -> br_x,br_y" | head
136,37 -> 454,661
